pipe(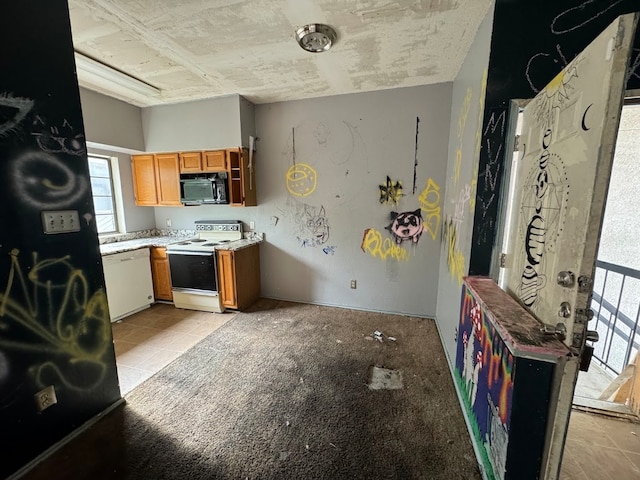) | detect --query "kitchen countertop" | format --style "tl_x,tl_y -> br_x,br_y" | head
99,235 -> 193,256
99,234 -> 263,256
